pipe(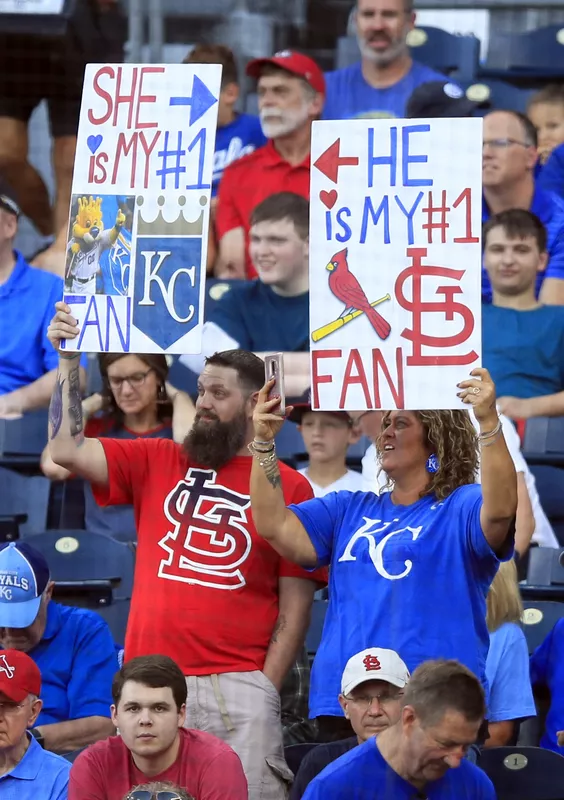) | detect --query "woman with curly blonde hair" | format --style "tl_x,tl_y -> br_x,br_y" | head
248,367 -> 517,741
